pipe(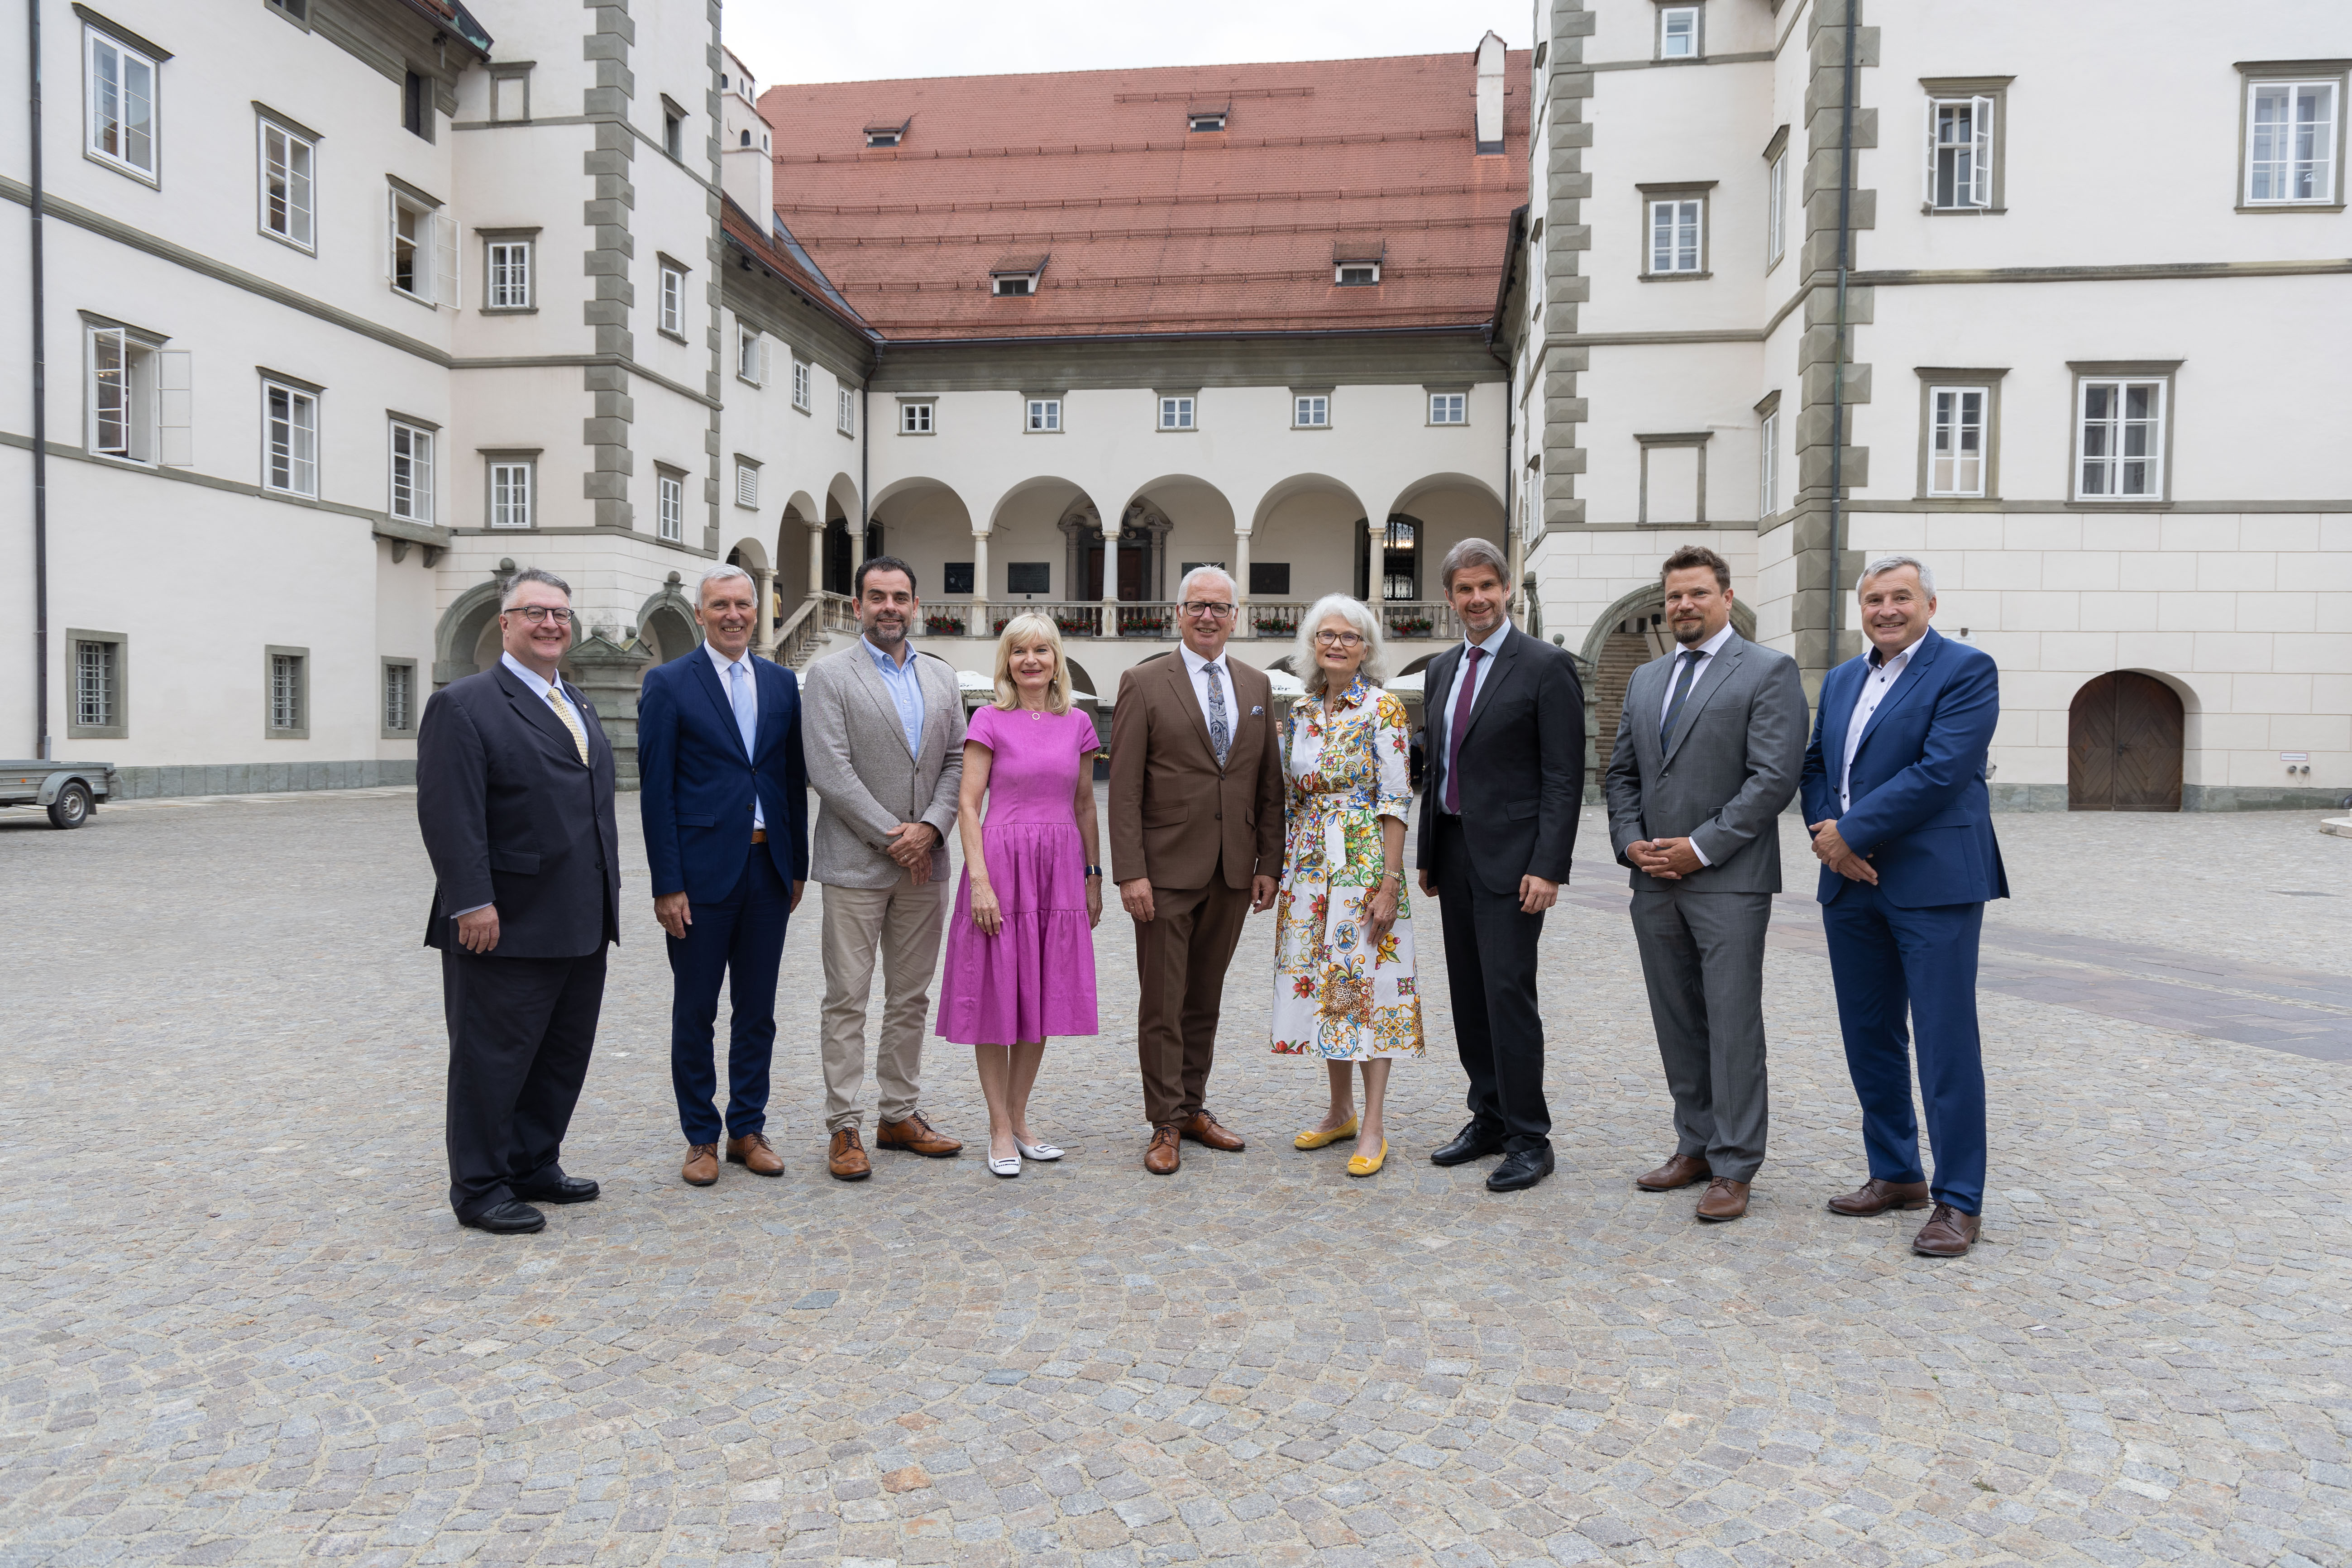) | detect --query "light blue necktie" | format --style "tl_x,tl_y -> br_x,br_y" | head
728,660 -> 756,758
